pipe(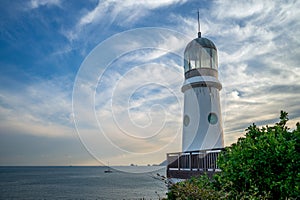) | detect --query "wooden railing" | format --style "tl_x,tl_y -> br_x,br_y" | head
166,148 -> 224,179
